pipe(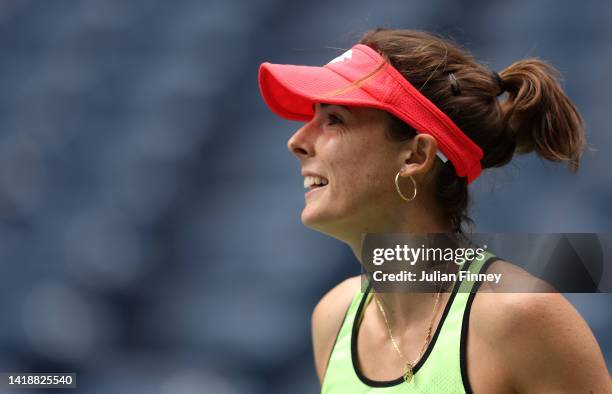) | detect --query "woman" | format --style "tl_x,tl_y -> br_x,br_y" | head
258,29 -> 611,393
